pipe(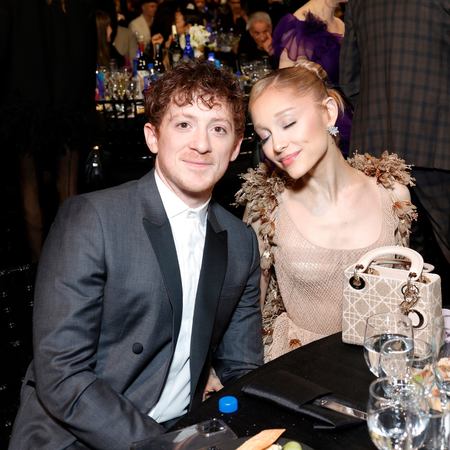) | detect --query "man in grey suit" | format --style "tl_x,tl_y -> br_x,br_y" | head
9,58 -> 263,450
